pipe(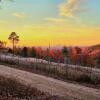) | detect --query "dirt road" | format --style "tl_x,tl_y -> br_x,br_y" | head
0,65 -> 100,100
